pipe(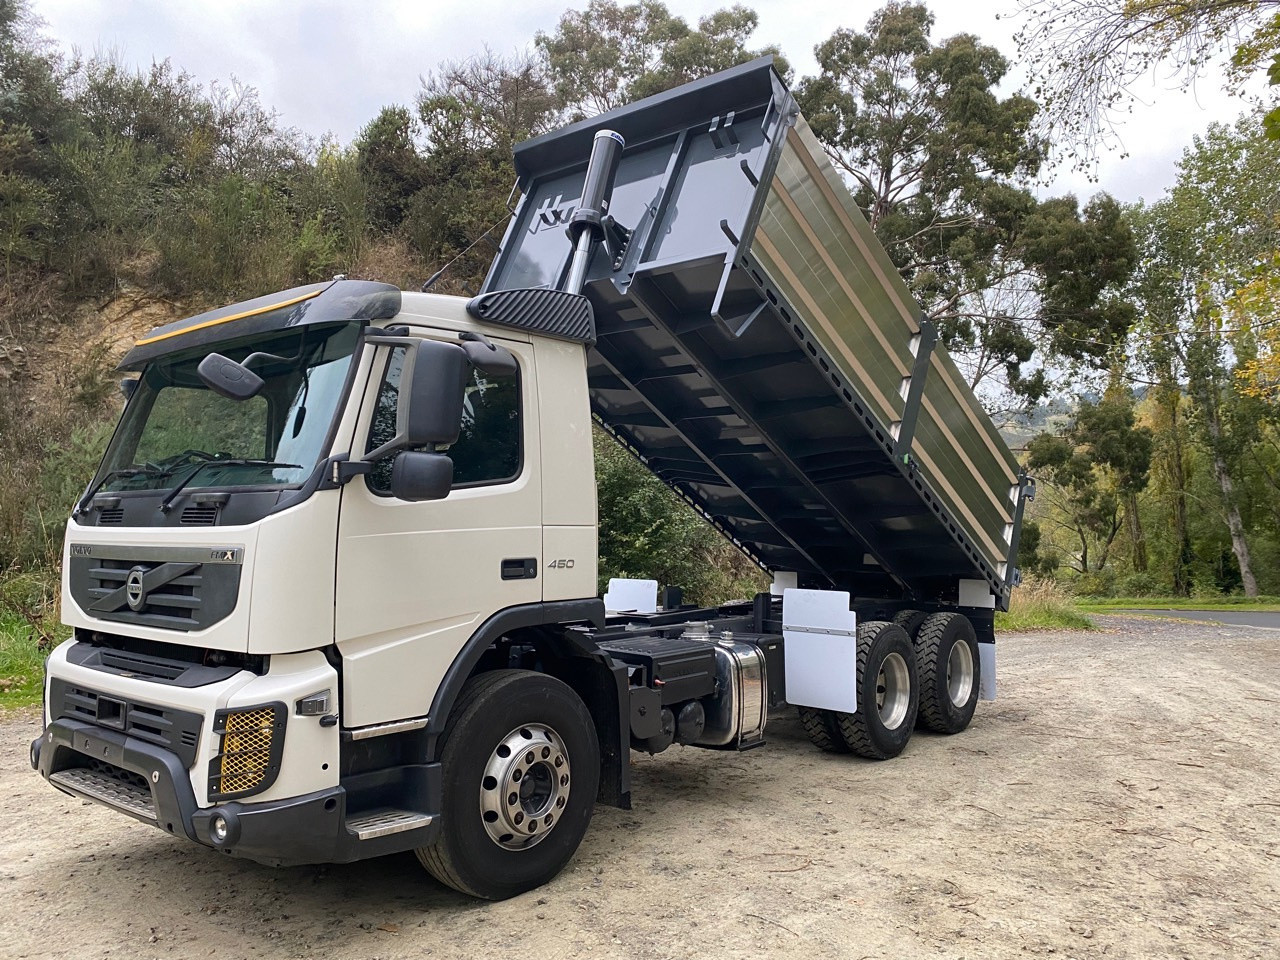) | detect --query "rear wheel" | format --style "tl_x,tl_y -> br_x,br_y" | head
415,670 -> 600,899
893,608 -> 929,641
798,706 -> 849,753
914,613 -> 980,734
834,621 -> 918,759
